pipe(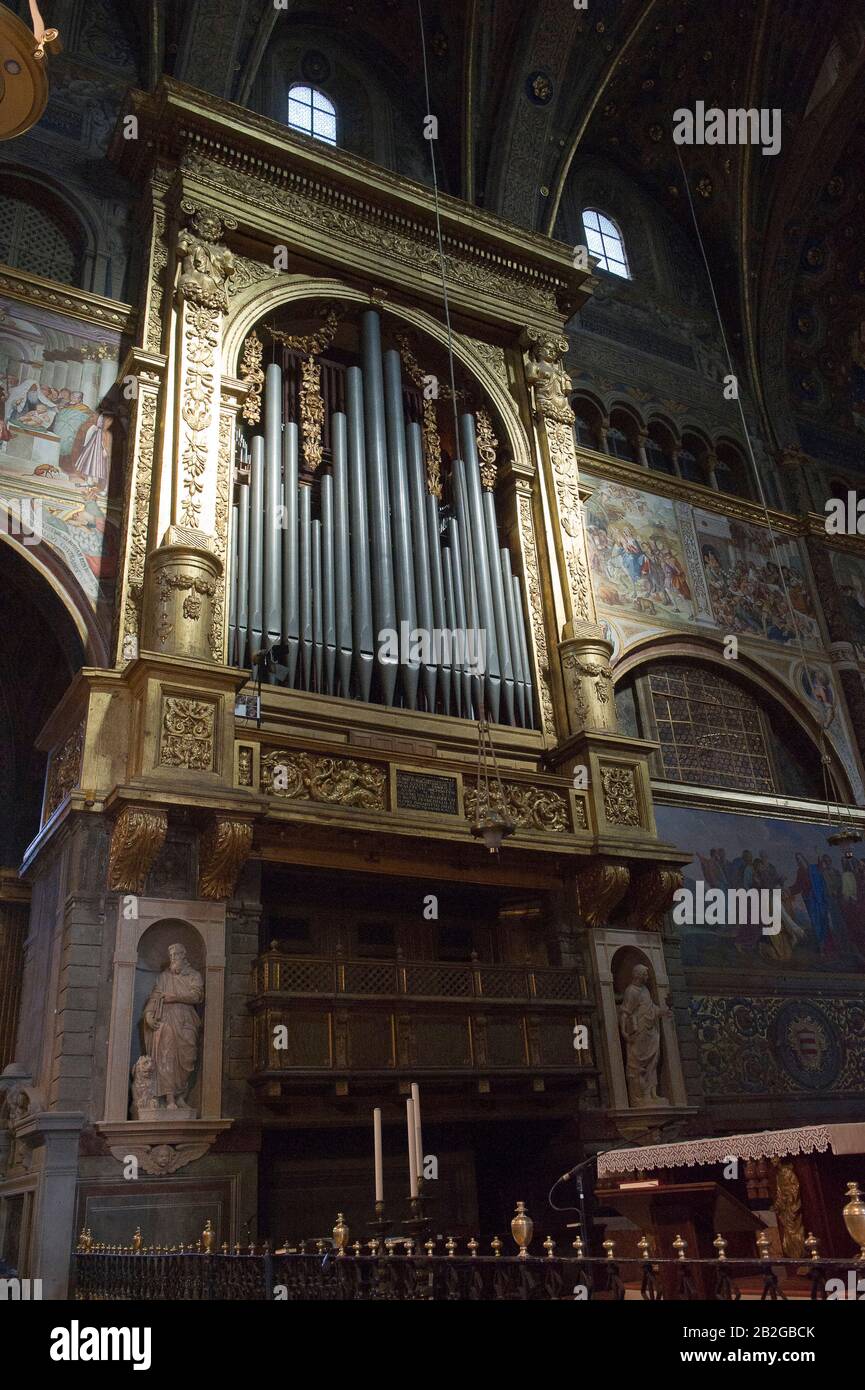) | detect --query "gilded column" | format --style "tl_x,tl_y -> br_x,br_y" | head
141,203 -> 236,661
113,356 -> 164,663
523,330 -> 617,737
